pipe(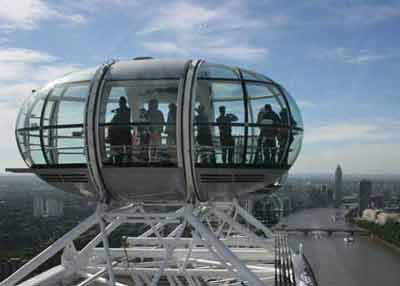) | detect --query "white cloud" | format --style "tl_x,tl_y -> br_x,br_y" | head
305,123 -> 377,143
335,3 -> 400,26
297,99 -> 316,108
0,48 -> 56,62
304,120 -> 400,144
312,47 -> 394,64
0,0 -> 87,31
138,1 -> 278,61
142,41 -> 189,56
138,1 -> 221,35
0,48 -> 79,82
0,0 -> 50,30
0,82 -> 37,104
